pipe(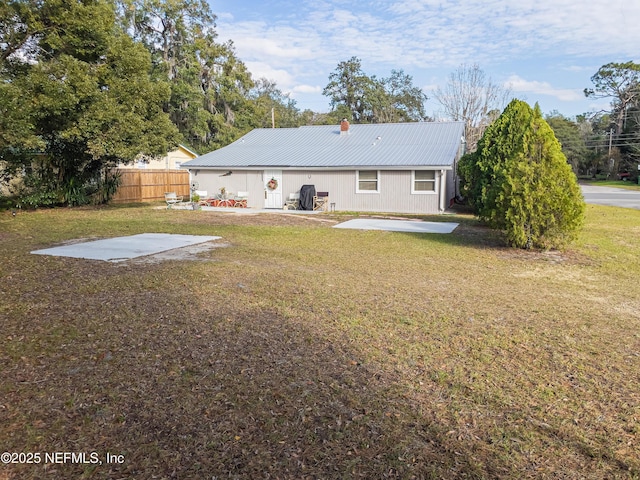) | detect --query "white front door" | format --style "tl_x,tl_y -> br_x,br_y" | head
264,170 -> 283,208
